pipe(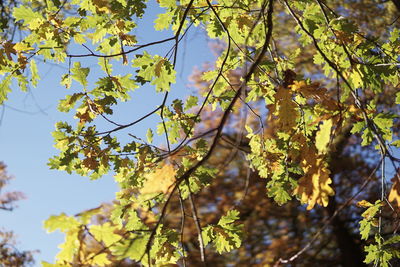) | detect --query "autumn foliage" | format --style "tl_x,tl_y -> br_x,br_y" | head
1,0 -> 400,266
